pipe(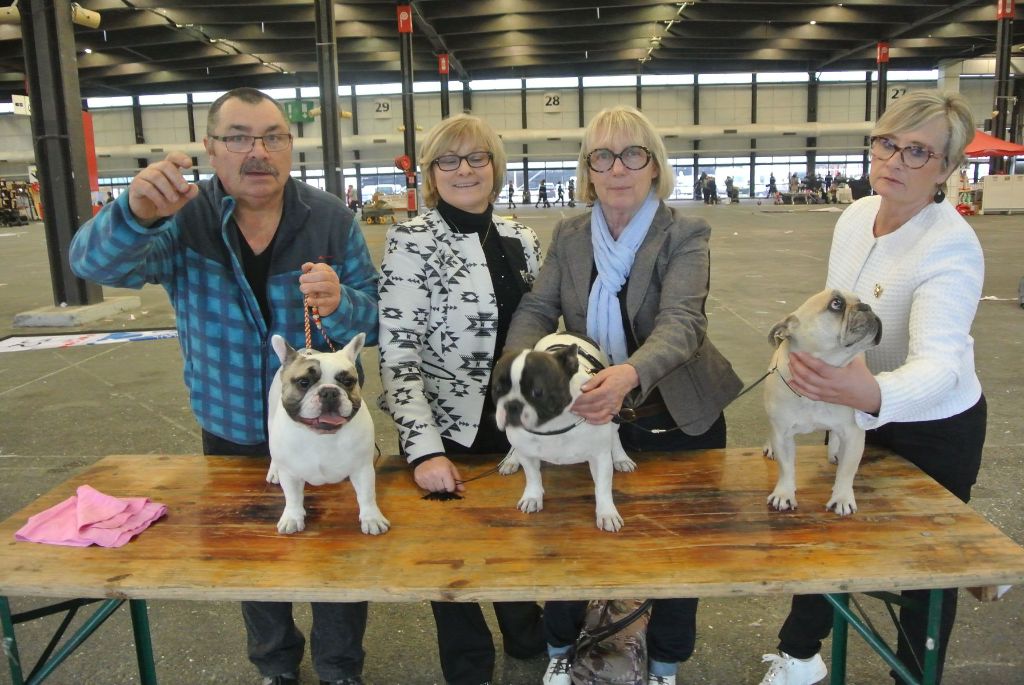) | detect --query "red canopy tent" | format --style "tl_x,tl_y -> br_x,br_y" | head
964,130 -> 1024,158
